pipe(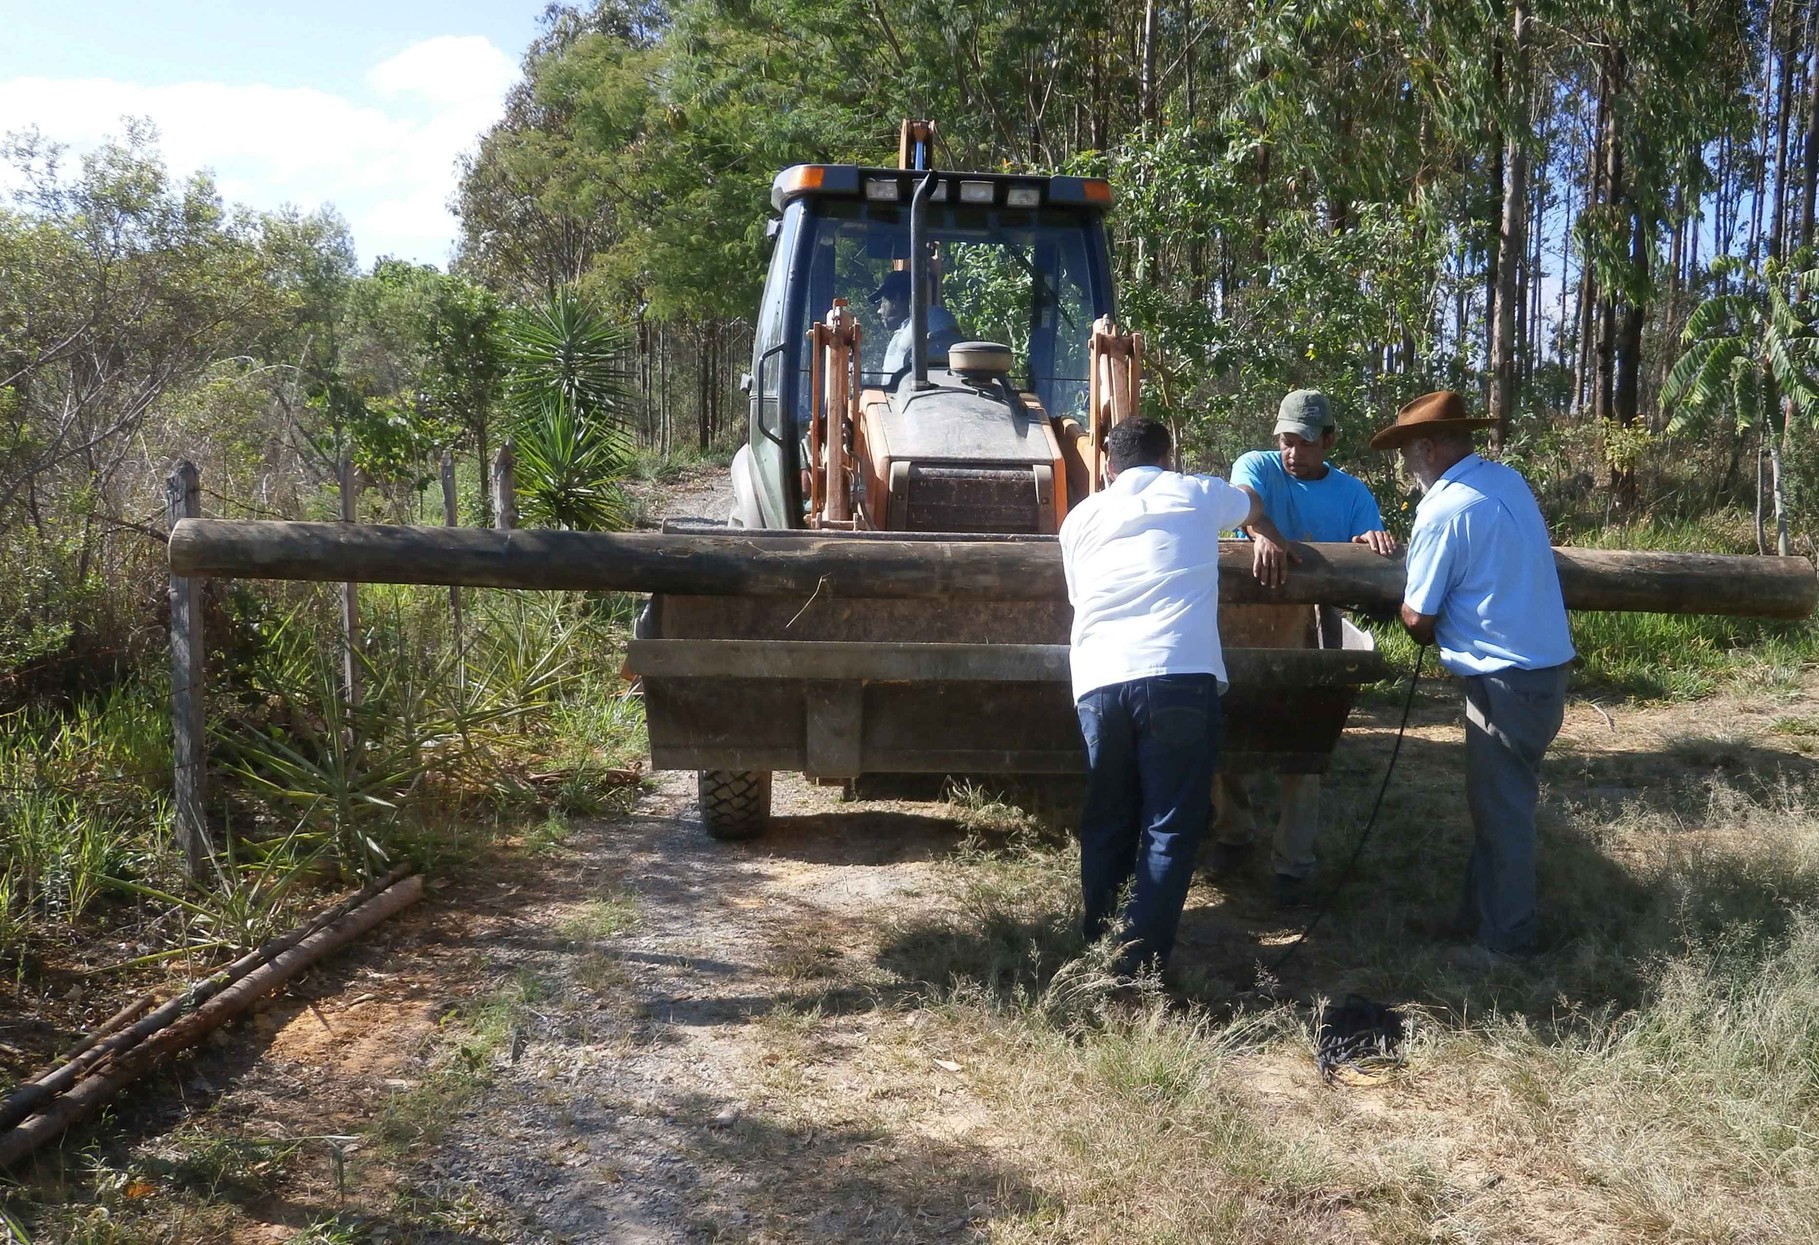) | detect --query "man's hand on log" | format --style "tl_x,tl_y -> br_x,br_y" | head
1353,530 -> 1398,557
1247,524 -> 1301,589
